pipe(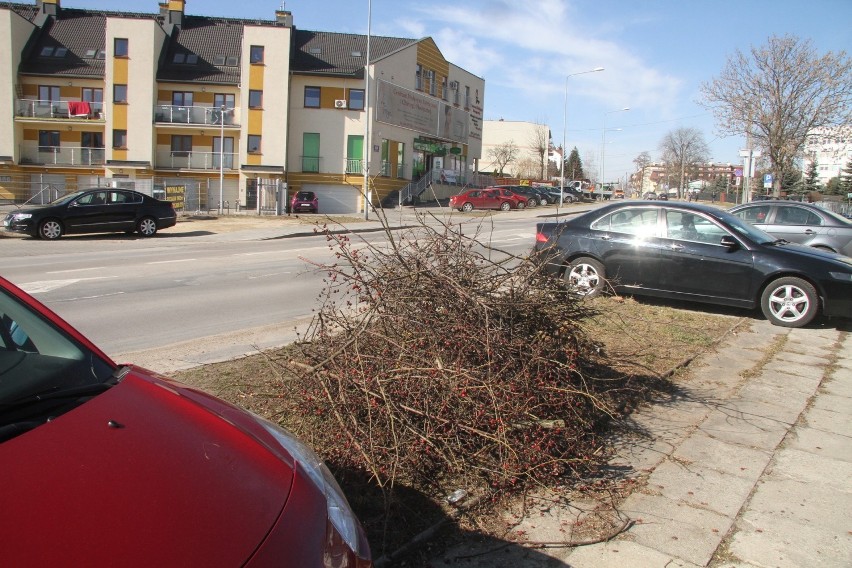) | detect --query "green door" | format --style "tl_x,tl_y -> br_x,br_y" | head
347,135 -> 363,174
303,133 -> 319,172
